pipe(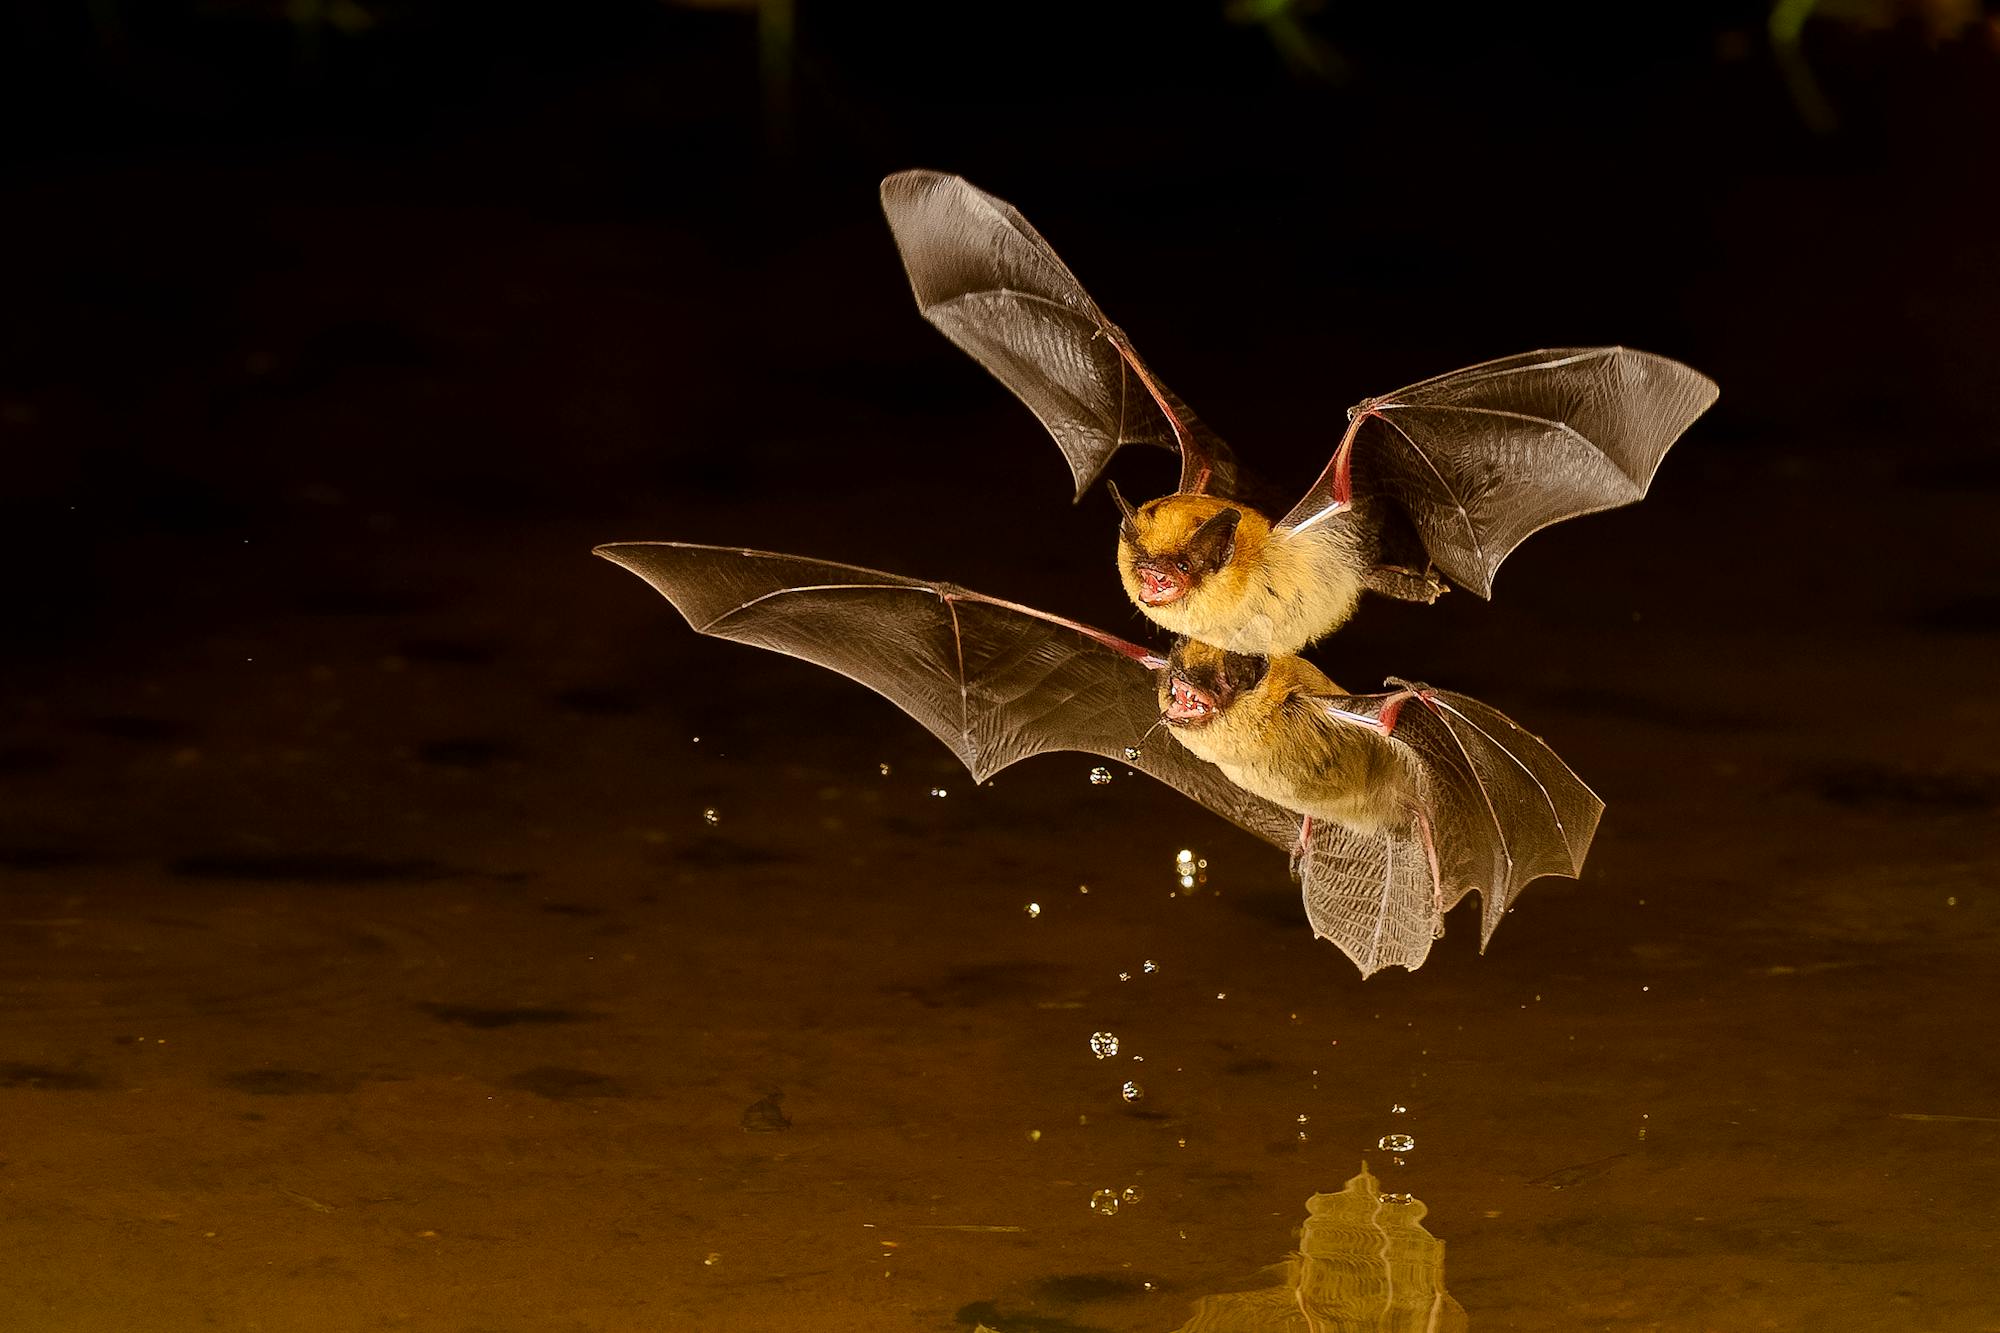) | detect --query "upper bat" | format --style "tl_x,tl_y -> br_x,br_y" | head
880,169 -> 1719,655
596,540 -> 1601,976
